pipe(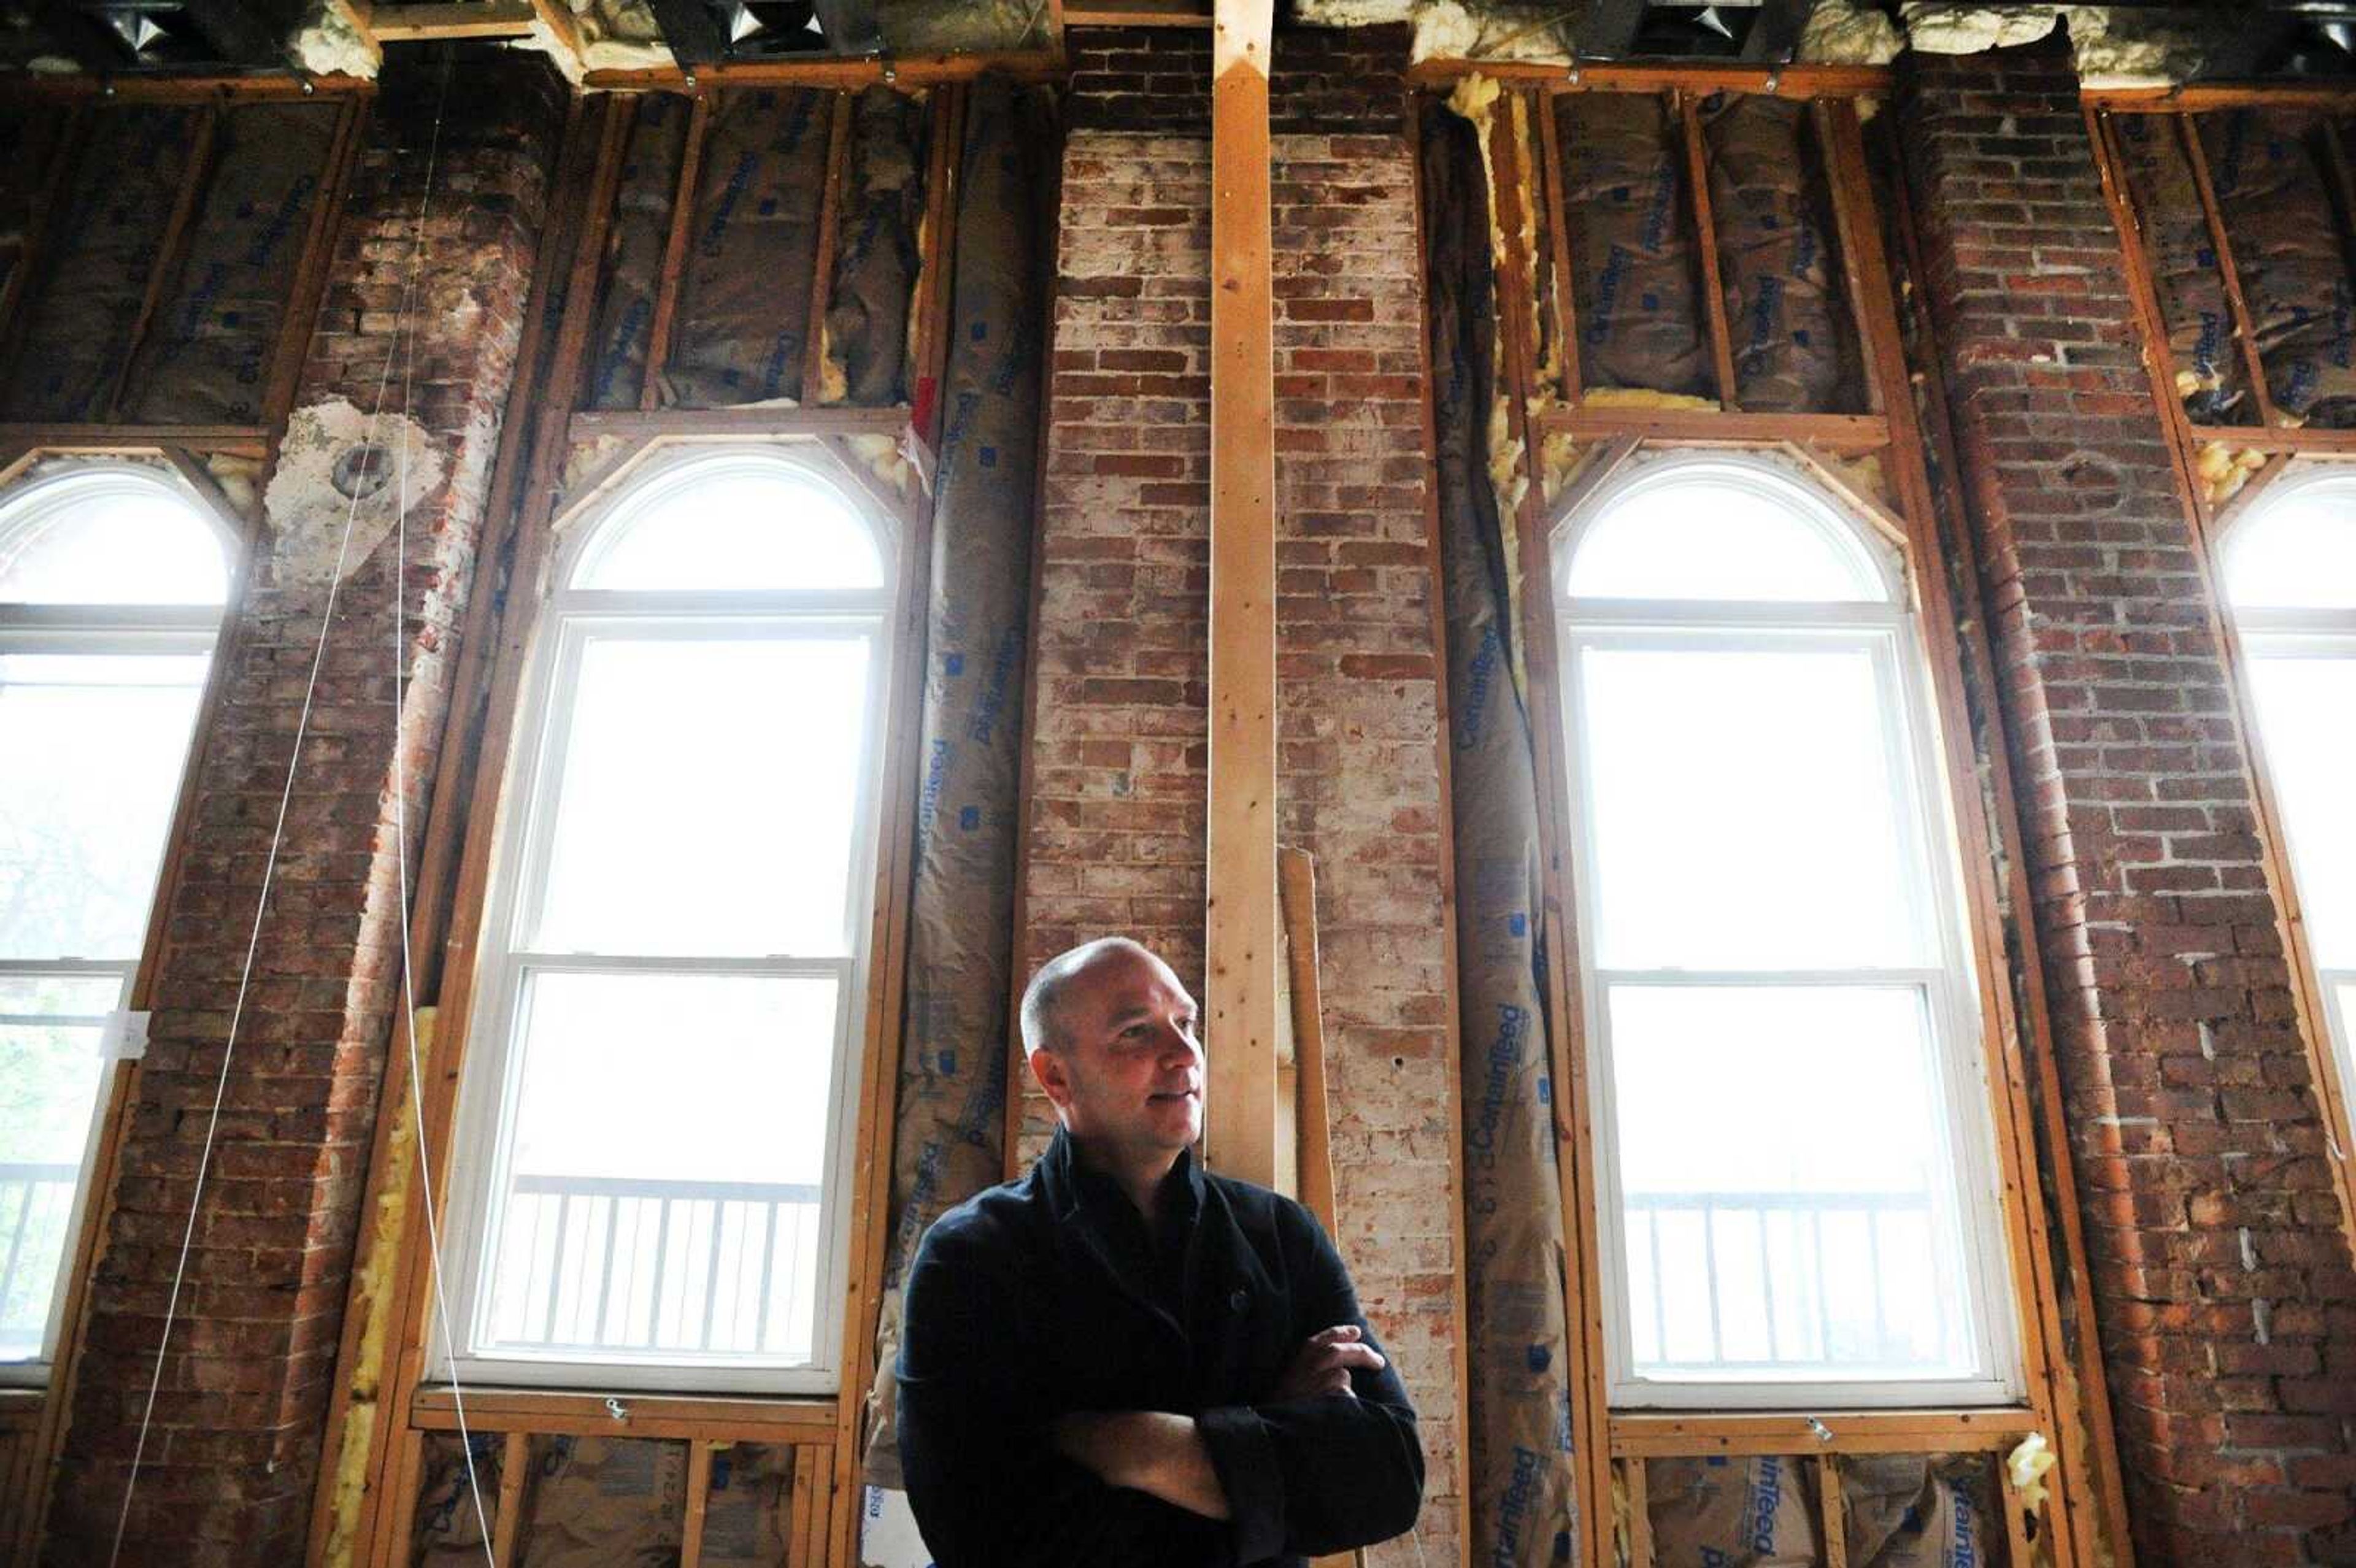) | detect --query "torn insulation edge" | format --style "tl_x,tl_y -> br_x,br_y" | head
2008,1432 -> 2056,1513
1414,2 -> 1580,66
290,1 -> 379,79
320,1005 -> 433,1568
1579,386 -> 1722,412
1801,0 -> 1904,64
1899,3 -> 2058,55
2196,441 -> 2269,507
847,429 -> 924,497
202,453 -> 264,520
